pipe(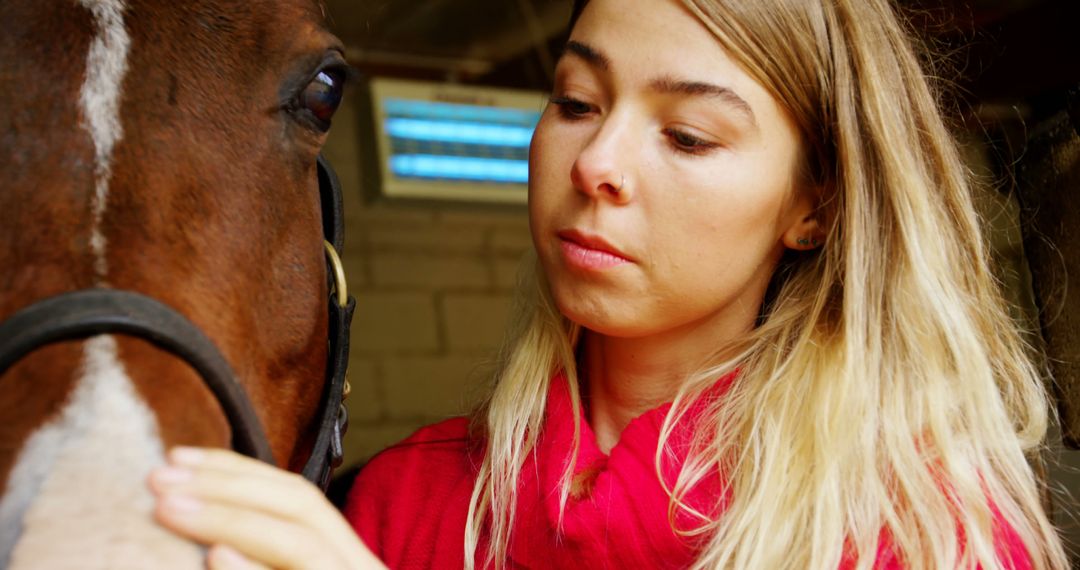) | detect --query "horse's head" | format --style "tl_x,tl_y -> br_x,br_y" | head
0,0 -> 350,565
